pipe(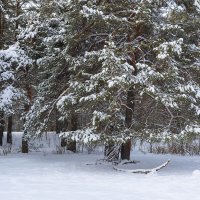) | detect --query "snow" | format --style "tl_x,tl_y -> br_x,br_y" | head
159,1 -> 185,19
155,38 -> 183,60
92,111 -> 110,126
57,93 -> 77,108
1,133 -> 200,200
0,43 -> 32,69
0,86 -> 22,112
60,128 -> 100,144
194,0 -> 200,12
81,5 -> 104,18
